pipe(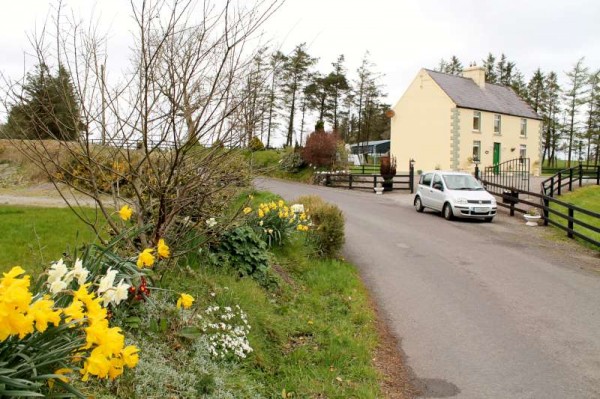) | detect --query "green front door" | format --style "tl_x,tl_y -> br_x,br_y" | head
493,142 -> 501,174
